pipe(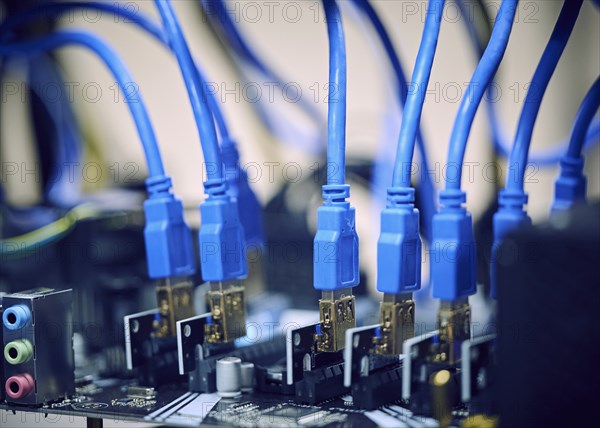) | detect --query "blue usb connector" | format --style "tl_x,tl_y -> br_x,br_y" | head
494,0 -> 583,290
491,189 -> 531,298
377,187 -> 421,295
199,179 -> 248,282
431,190 -> 476,363
431,190 -> 476,301
552,76 -> 599,213
143,175 -> 196,279
314,185 -> 359,291
313,187 -> 359,353
221,139 -> 264,248
374,187 -> 421,355
311,0 -> 359,353
200,178 -> 249,344
552,157 -> 587,212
